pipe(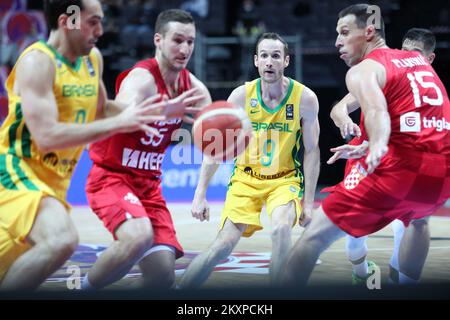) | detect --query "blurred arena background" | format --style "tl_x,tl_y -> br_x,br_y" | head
1,0 -> 450,296
1,0 -> 449,192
